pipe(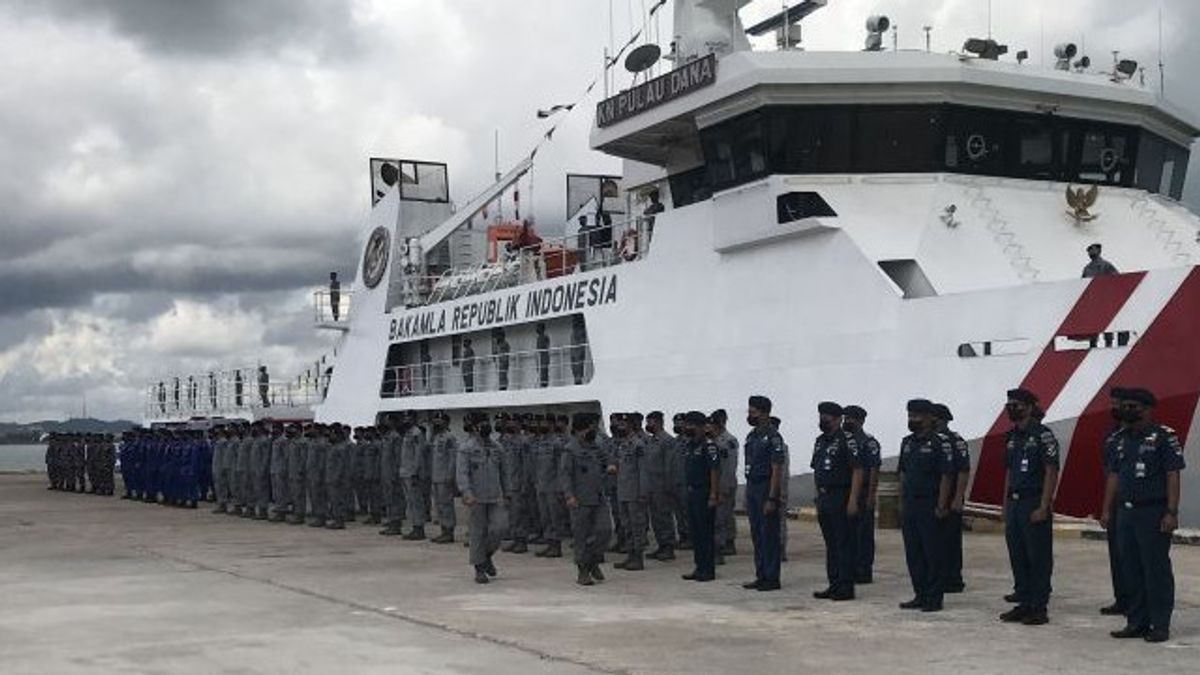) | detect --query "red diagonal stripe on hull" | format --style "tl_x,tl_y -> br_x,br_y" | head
970,273 -> 1146,505
1055,267 -> 1200,517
